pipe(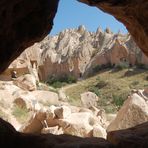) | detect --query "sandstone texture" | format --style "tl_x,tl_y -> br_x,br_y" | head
0,0 -> 148,147
107,89 -> 148,132
81,91 -> 99,108
107,122 -> 148,147
0,117 -> 113,148
1,26 -> 148,81
79,0 -> 148,57
13,74 -> 37,91
21,104 -> 107,139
